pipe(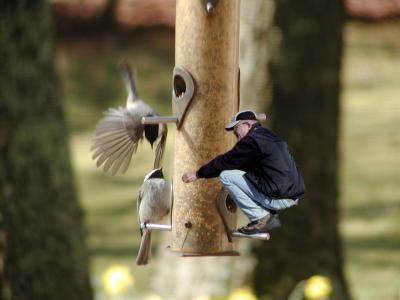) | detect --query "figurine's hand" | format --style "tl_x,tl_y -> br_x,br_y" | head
182,172 -> 198,183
